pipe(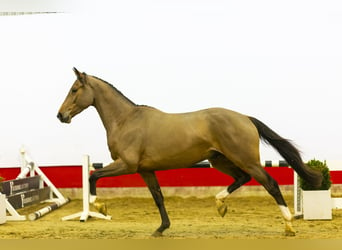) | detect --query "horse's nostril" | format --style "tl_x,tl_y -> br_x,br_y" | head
57,112 -> 63,121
